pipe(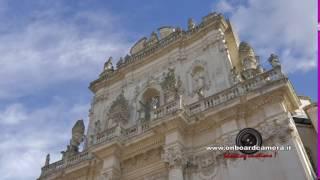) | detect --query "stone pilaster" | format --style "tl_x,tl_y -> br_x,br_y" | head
162,130 -> 186,180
